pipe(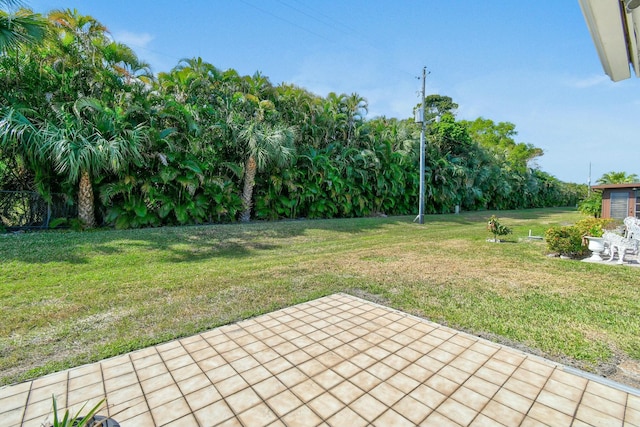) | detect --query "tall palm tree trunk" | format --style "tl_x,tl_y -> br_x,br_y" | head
78,170 -> 96,228
240,155 -> 257,222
